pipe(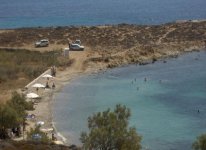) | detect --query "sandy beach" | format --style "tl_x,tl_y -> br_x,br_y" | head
24,50 -> 106,144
